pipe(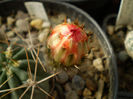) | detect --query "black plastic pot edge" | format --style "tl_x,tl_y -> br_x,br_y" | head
0,1 -> 118,99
